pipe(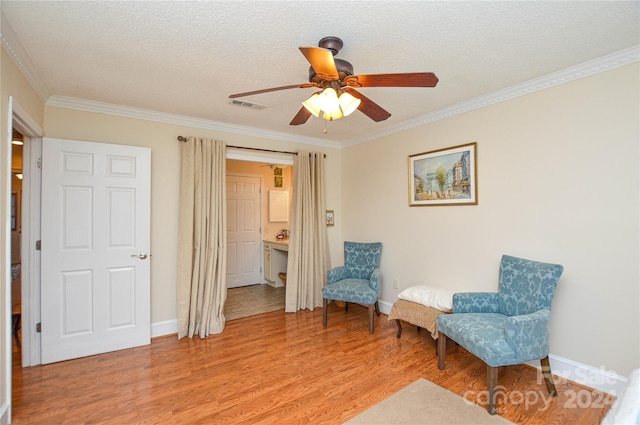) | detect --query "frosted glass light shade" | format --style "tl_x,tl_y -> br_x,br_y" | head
302,93 -> 321,117
317,88 -> 339,112
338,92 -> 361,116
322,108 -> 343,121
